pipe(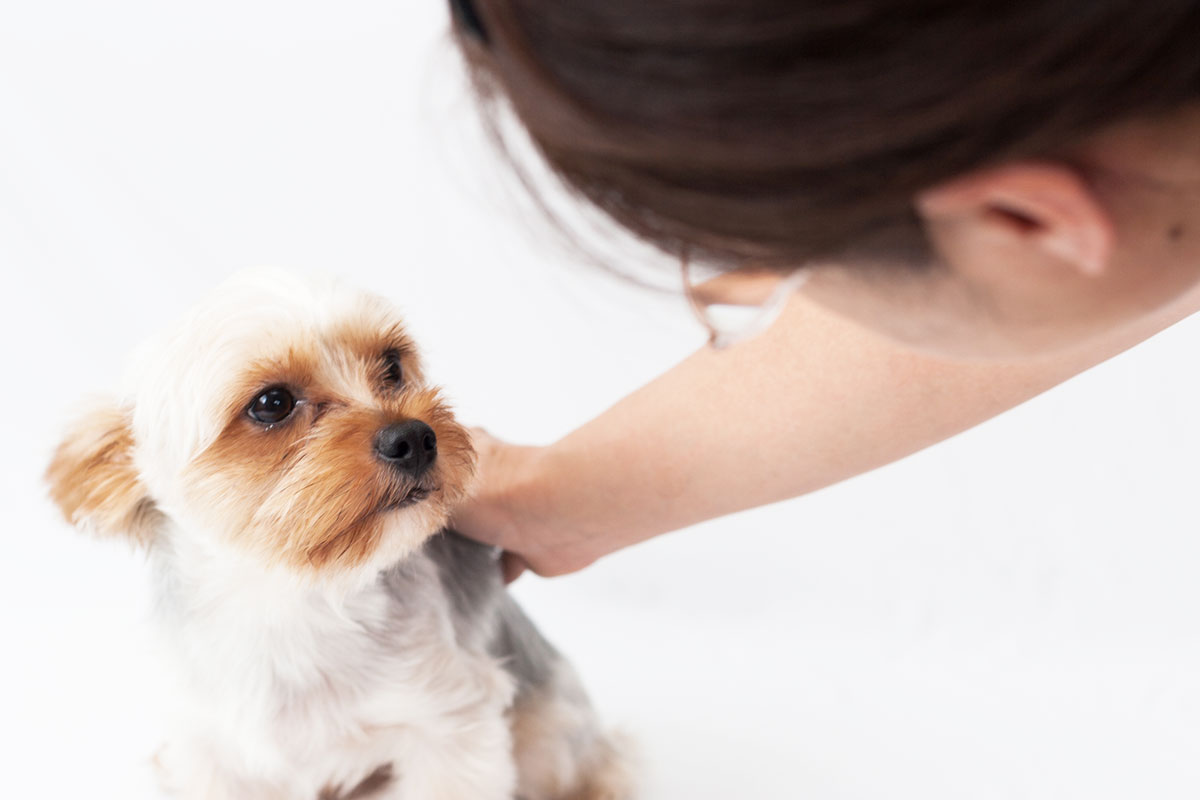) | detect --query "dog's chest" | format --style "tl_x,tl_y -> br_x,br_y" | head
155,553 -> 516,796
